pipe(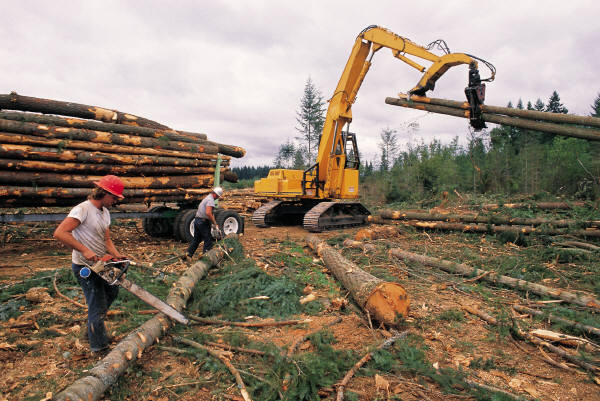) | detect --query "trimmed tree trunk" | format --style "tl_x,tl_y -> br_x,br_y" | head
477,201 -> 589,211
0,158 -> 226,175
0,171 -> 214,189
342,239 -> 377,252
0,110 -> 208,141
389,248 -> 600,309
379,209 -> 599,228
376,219 -> 600,239
306,234 -> 409,324
0,143 -> 227,165
0,91 -> 170,129
54,241 -> 231,401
